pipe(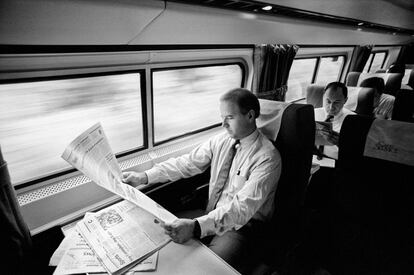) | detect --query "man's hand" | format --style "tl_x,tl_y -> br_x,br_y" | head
319,129 -> 339,145
122,171 -> 148,188
162,219 -> 195,244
